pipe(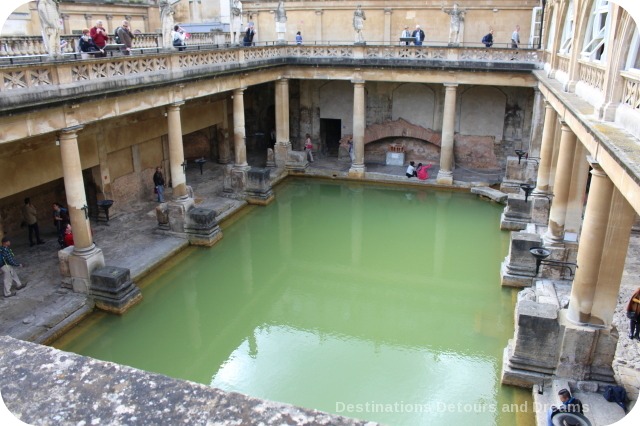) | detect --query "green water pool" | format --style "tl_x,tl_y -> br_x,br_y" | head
53,178 -> 534,426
